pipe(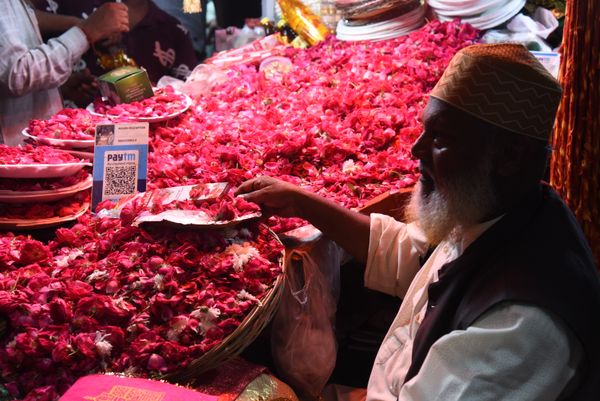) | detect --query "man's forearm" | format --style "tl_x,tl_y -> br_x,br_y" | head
296,190 -> 371,263
34,10 -> 82,36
